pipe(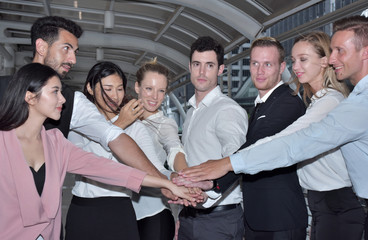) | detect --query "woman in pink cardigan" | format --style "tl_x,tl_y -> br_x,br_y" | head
0,63 -> 195,240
